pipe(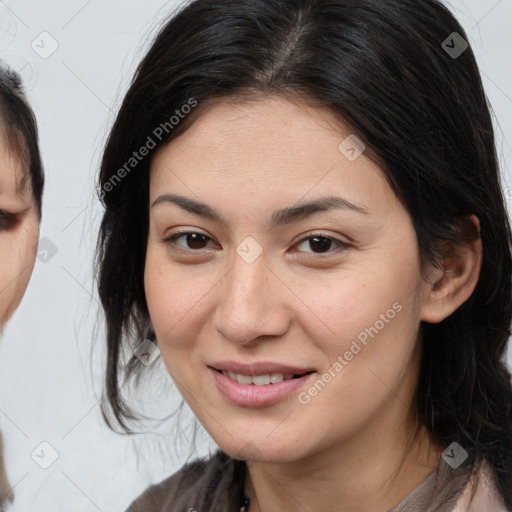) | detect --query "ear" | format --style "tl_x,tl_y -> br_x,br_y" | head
420,214 -> 482,324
